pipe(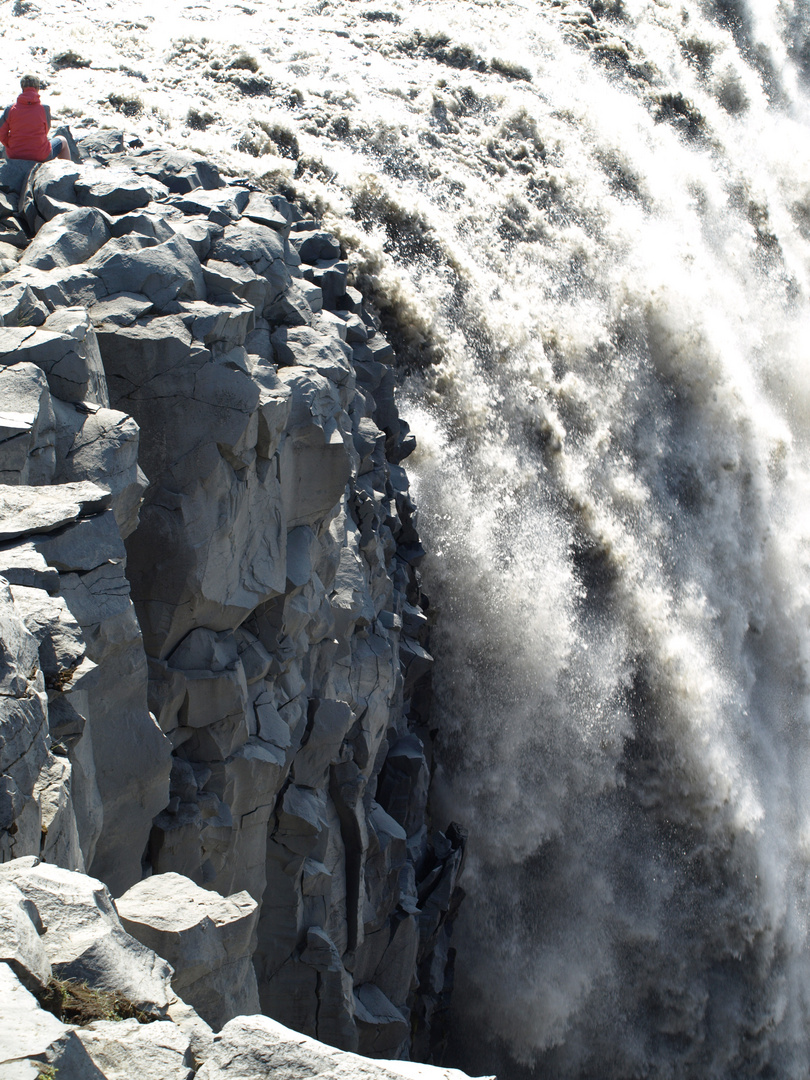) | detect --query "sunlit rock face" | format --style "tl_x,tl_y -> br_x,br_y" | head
0,856 -> 490,1080
0,140 -> 462,1063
